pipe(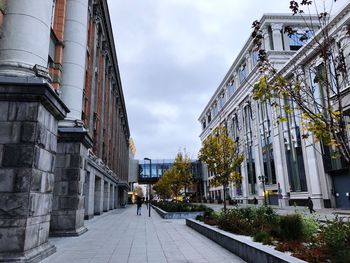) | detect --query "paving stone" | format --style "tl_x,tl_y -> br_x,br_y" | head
42,206 -> 246,263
